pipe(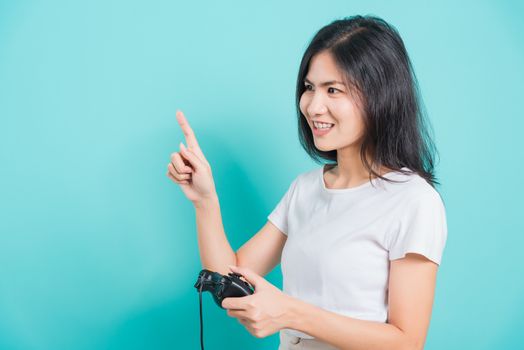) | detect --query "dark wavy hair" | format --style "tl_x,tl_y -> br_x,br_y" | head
296,15 -> 440,188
